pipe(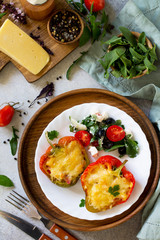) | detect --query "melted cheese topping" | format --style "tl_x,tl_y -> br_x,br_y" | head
84,164 -> 133,211
45,140 -> 86,182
